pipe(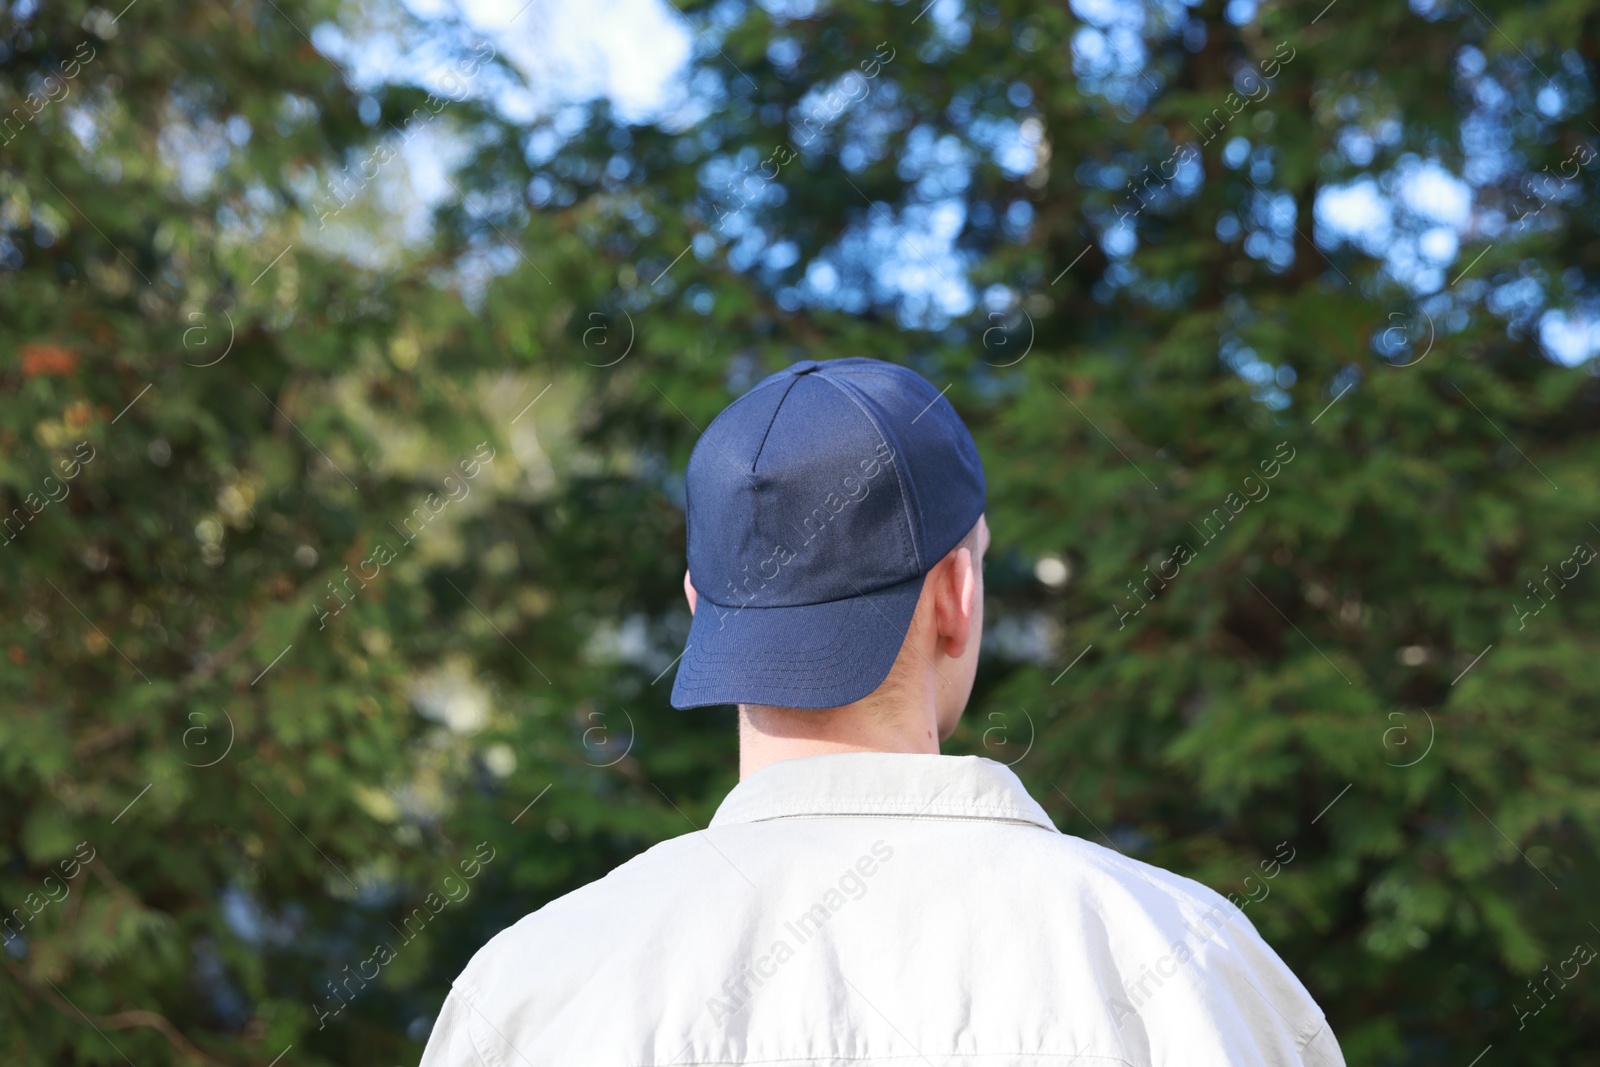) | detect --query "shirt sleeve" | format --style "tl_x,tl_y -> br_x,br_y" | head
418,987 -> 489,1067
1299,1019 -> 1347,1067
